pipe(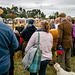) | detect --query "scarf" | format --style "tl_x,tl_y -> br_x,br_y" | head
37,29 -> 47,32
